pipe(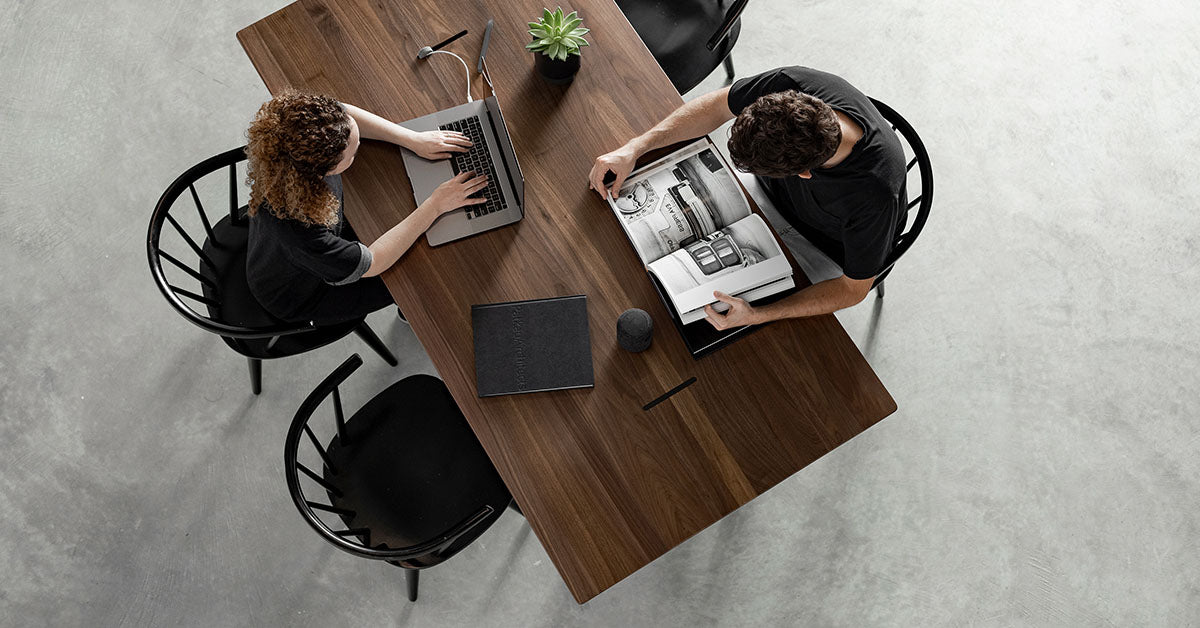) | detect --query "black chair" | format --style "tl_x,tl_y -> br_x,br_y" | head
147,147 -> 397,394
616,0 -> 749,94
868,98 -> 934,298
284,354 -> 513,602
